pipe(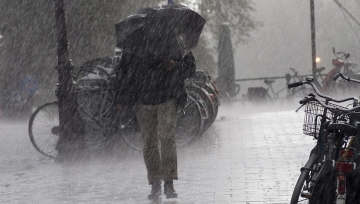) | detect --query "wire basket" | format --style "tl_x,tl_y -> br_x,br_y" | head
303,101 -> 324,137
303,100 -> 348,137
